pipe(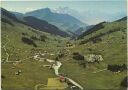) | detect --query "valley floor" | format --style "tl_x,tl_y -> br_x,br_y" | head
1,18 -> 127,90
1,35 -> 127,90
